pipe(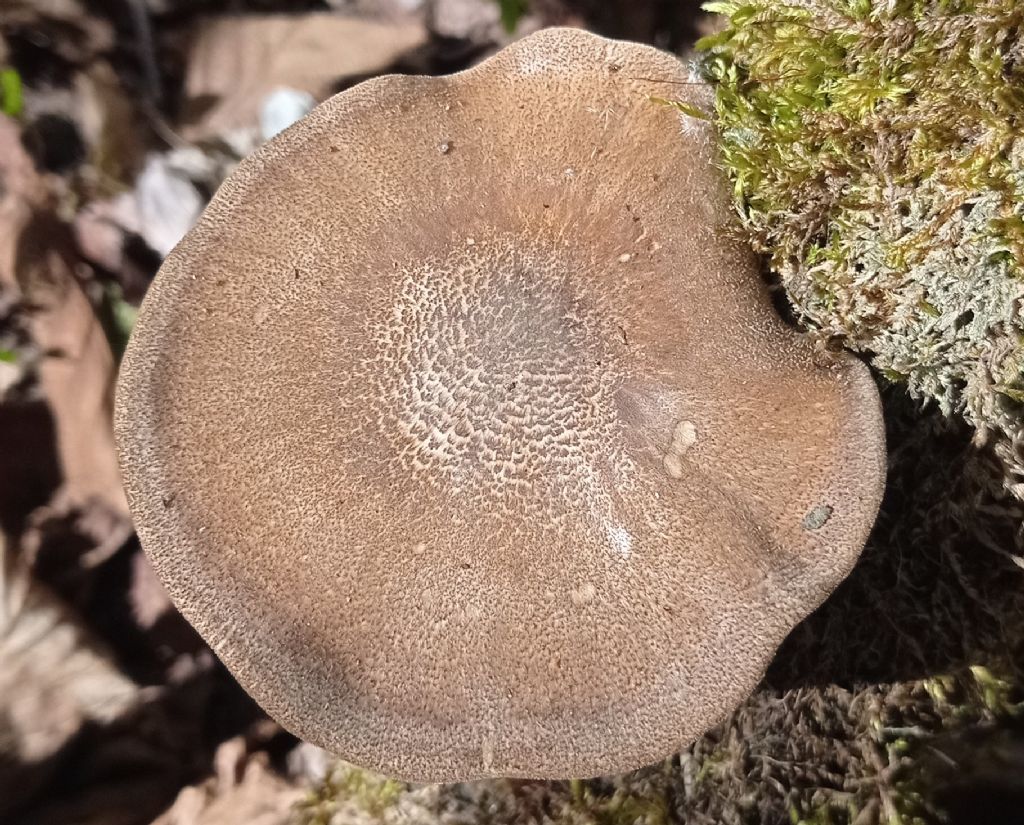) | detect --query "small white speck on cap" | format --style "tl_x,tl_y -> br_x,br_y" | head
481,731 -> 496,770
673,420 -> 698,449
662,419 -> 698,479
663,453 -> 684,480
605,522 -> 633,559
570,582 -> 597,605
